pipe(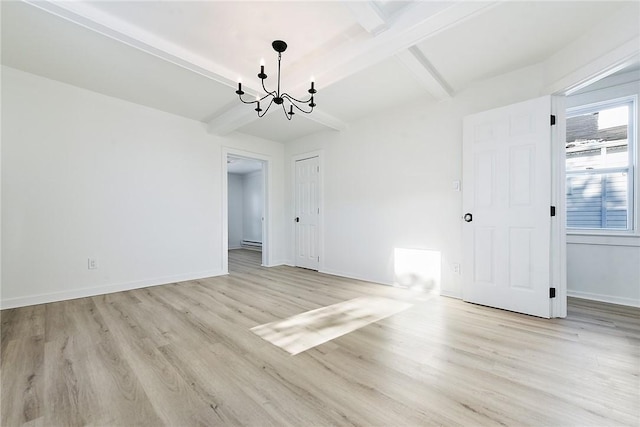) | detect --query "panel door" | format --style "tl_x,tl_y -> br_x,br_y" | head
295,156 -> 319,270
462,96 -> 552,318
